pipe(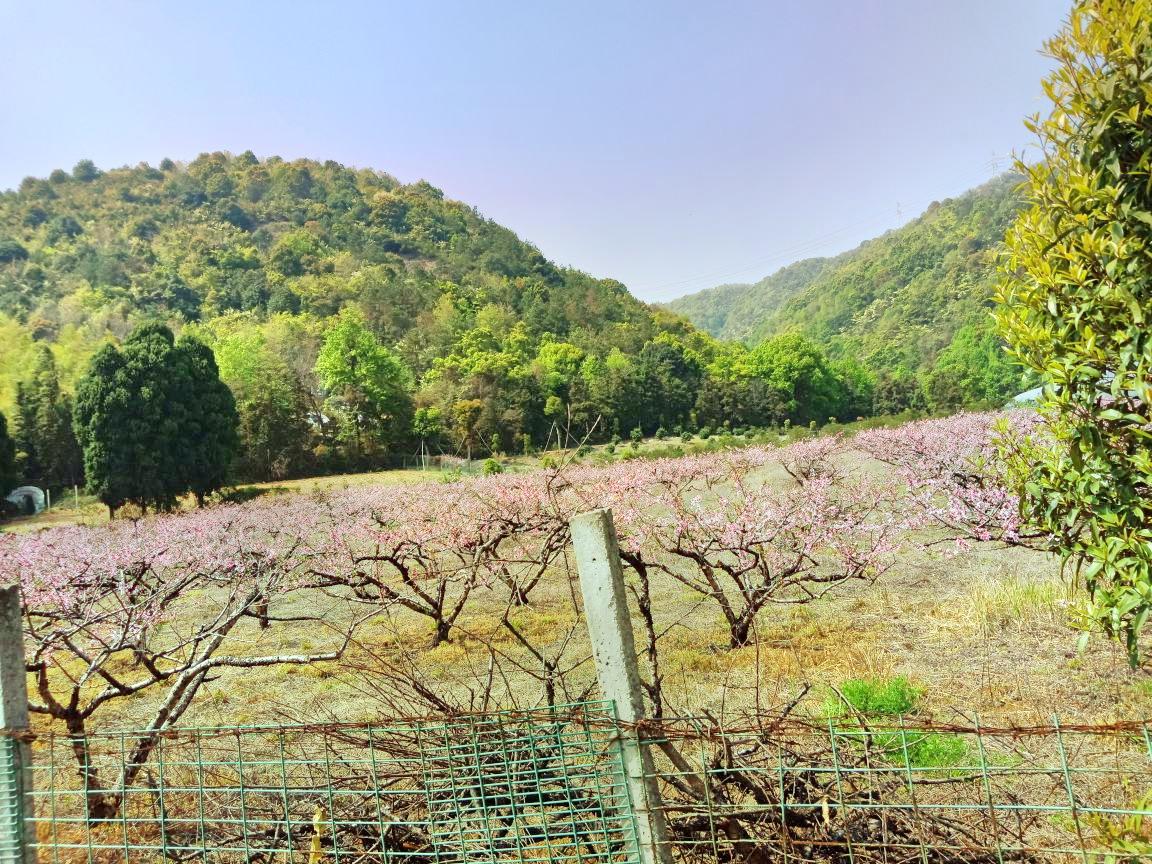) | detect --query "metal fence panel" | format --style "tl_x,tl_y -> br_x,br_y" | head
13,710 -> 1152,864
0,736 -> 29,864
651,717 -> 1152,863
26,703 -> 641,864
